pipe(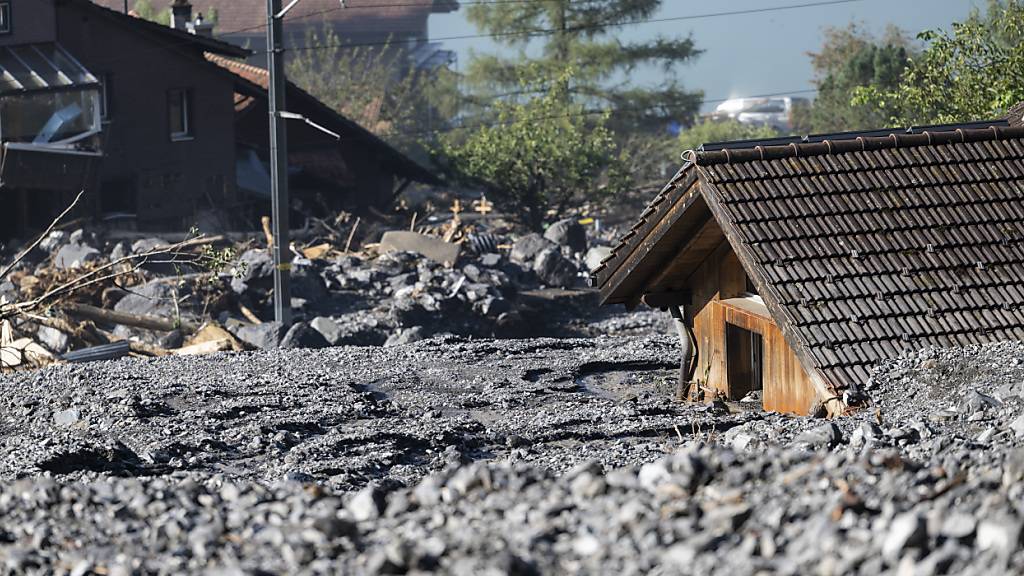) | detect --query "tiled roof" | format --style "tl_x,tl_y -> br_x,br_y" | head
91,0 -> 457,37
598,122 -> 1024,392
